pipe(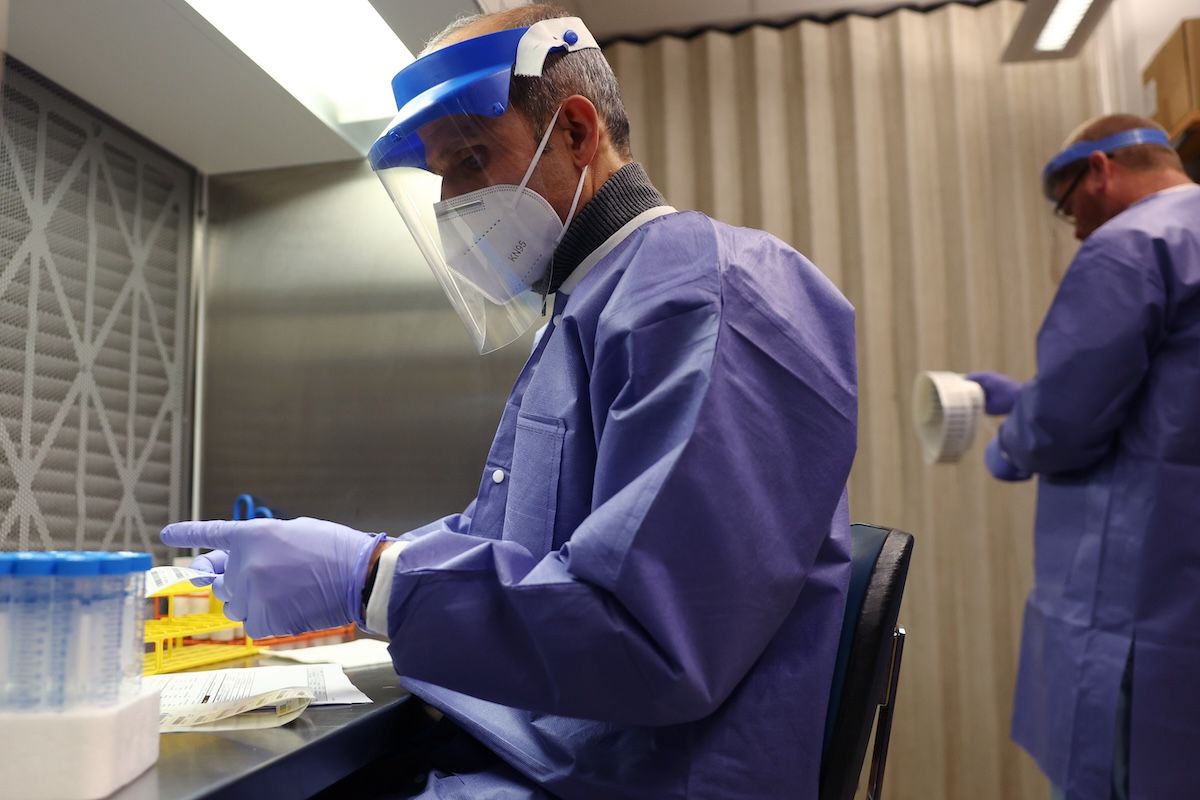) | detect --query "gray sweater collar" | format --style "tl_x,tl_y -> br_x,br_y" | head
542,162 -> 665,296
